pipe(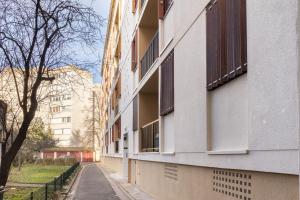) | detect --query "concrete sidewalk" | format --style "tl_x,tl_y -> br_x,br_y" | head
68,163 -> 154,200
98,164 -> 155,200
68,163 -> 121,200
